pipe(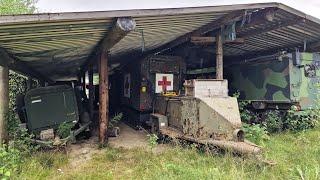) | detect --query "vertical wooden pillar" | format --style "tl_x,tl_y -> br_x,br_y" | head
99,51 -> 108,145
82,73 -> 86,92
0,65 -> 9,143
27,77 -> 33,90
88,64 -> 94,120
216,33 -> 223,80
